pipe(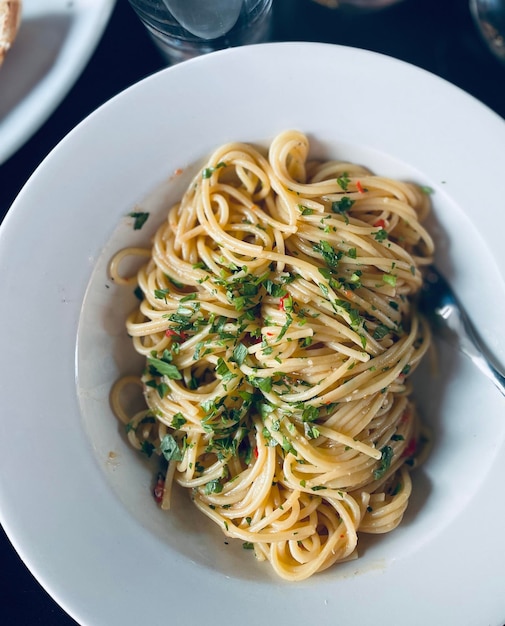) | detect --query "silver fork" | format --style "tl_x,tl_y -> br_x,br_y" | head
419,265 -> 505,397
